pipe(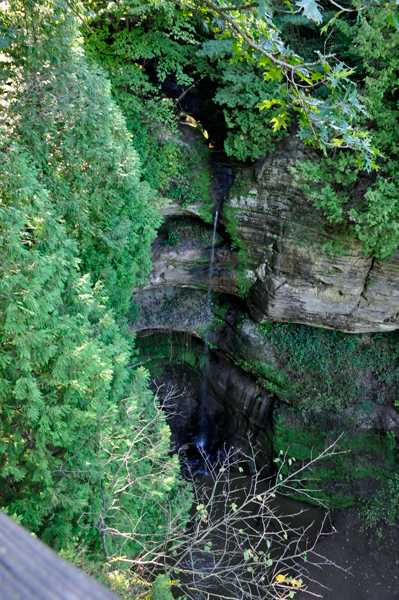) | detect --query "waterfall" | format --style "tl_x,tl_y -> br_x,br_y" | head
205,203 -> 220,326
203,152 -> 234,355
196,205 -> 219,470
195,153 -> 233,468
